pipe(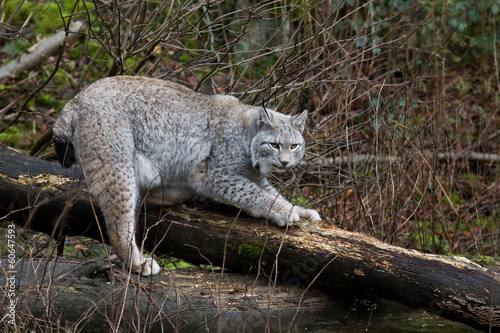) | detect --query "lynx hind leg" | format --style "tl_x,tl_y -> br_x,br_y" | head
146,184 -> 200,206
90,167 -> 160,276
